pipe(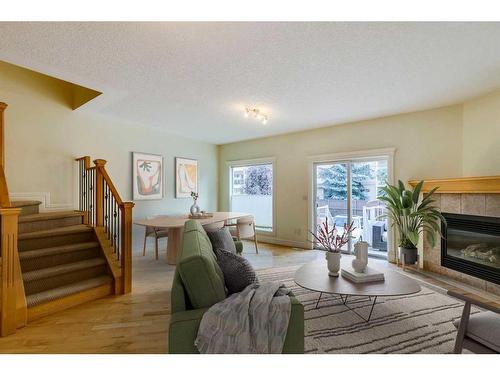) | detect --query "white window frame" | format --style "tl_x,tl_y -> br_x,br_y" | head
307,148 -> 396,261
226,157 -> 276,236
